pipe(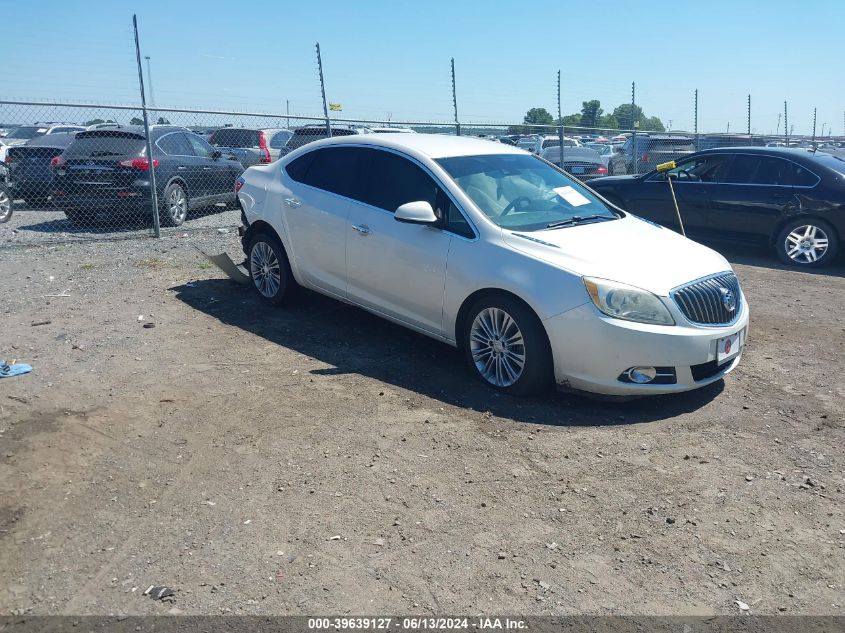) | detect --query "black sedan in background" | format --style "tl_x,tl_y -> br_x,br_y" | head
589,147 -> 845,267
